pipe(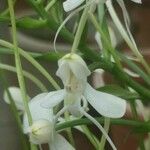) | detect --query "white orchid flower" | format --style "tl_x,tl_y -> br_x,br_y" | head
42,53 -> 126,118
63,0 -> 141,12
23,93 -> 75,150
63,0 -> 85,12
41,53 -> 126,150
3,86 -> 29,111
131,0 -> 142,3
